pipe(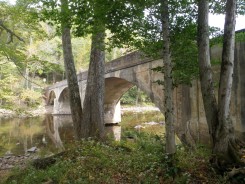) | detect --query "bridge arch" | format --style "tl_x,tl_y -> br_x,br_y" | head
55,87 -> 71,114
104,77 -> 161,109
104,77 -> 163,124
46,90 -> 56,105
